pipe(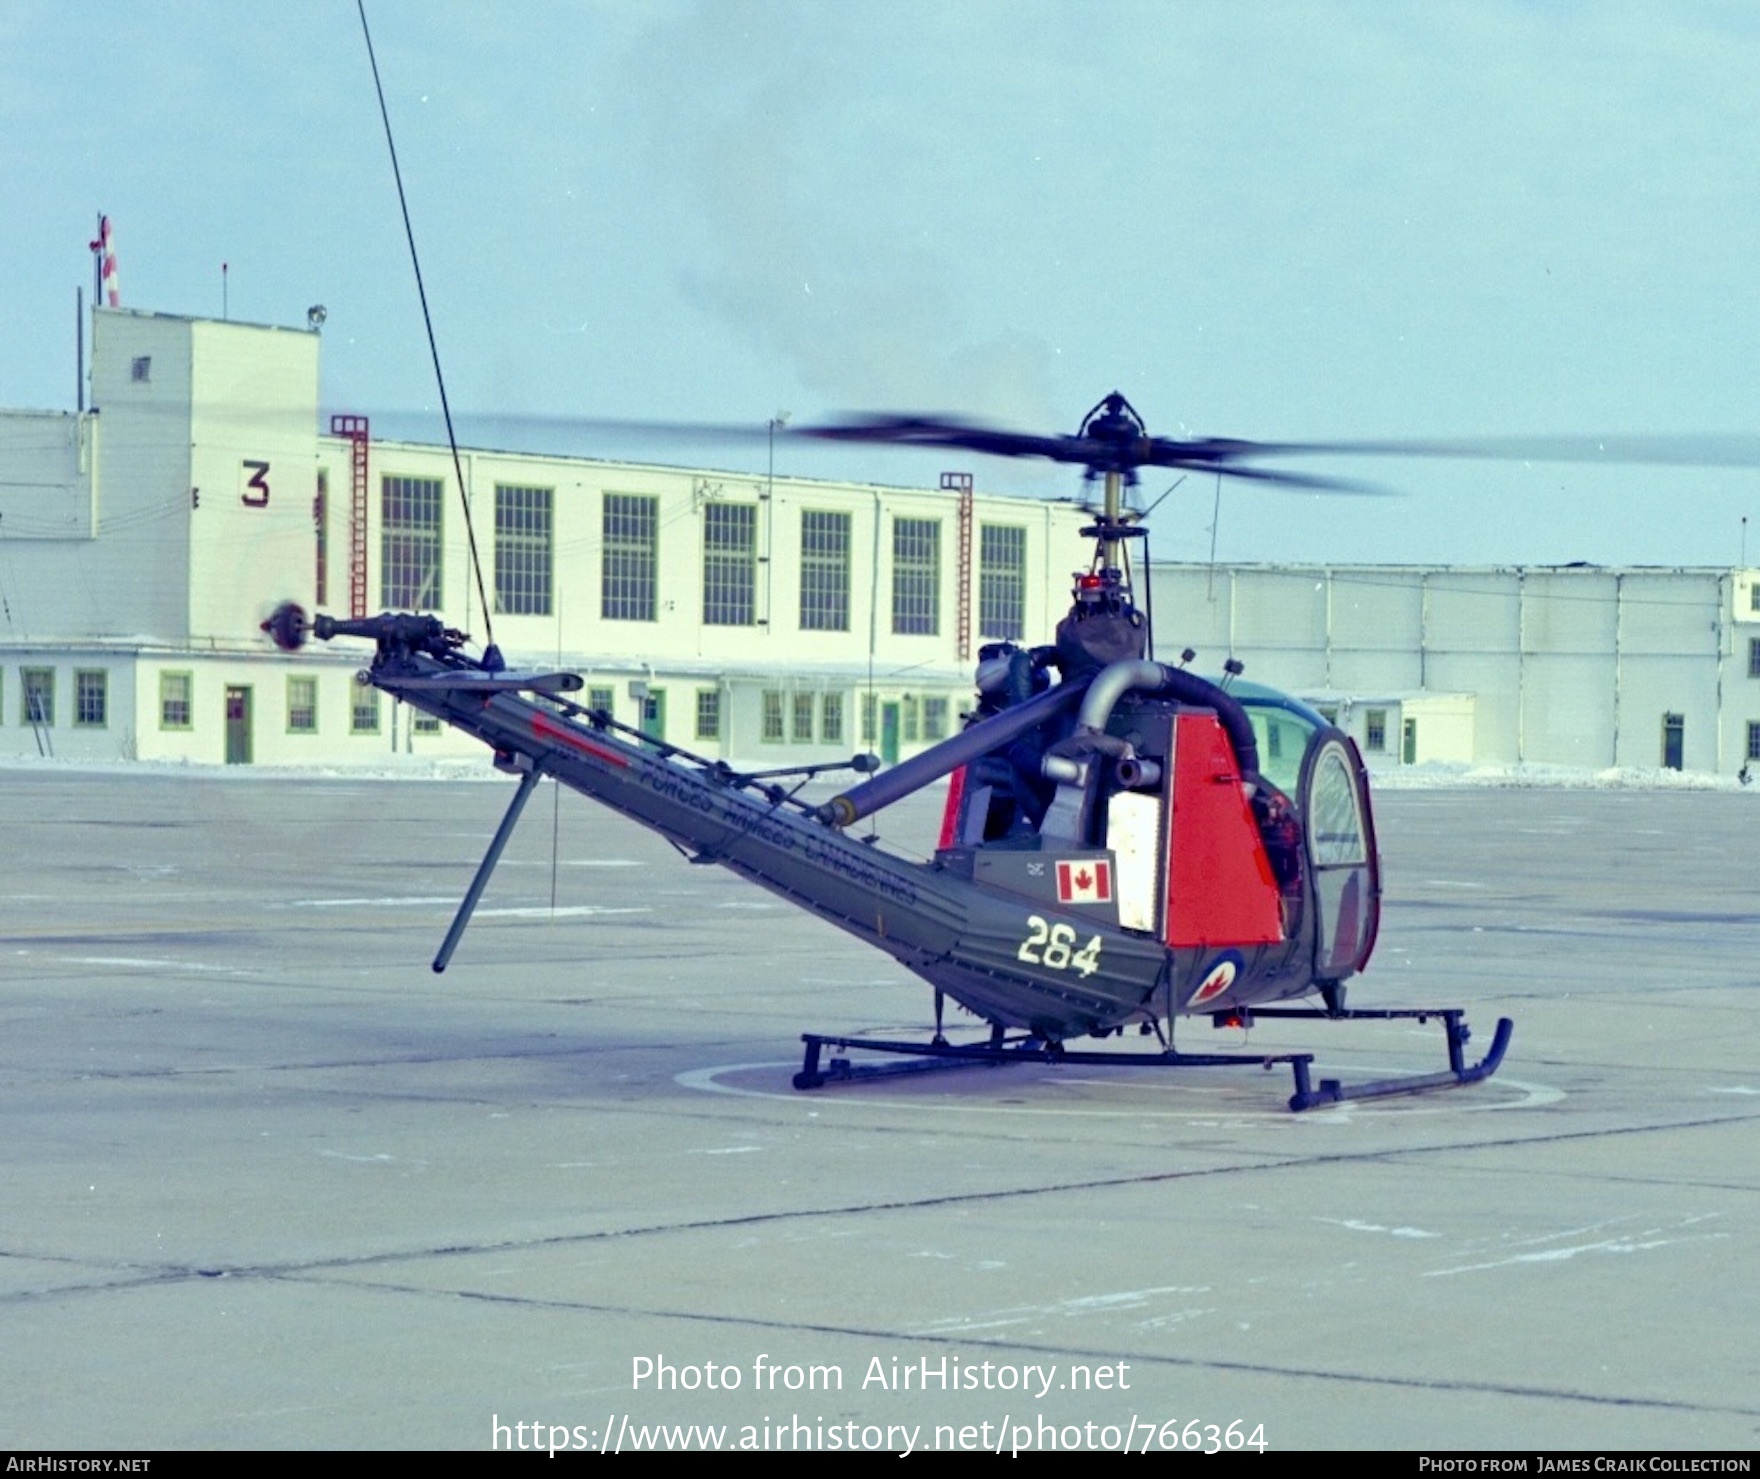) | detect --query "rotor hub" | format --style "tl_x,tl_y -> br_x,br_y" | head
1075,392 -> 1151,482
